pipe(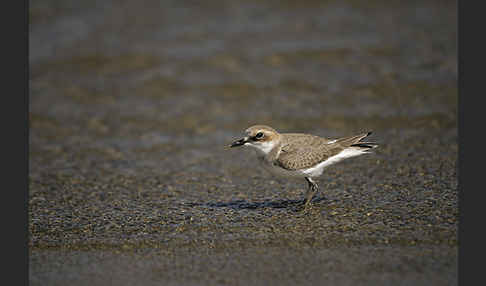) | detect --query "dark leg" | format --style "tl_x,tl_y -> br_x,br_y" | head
304,177 -> 318,207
